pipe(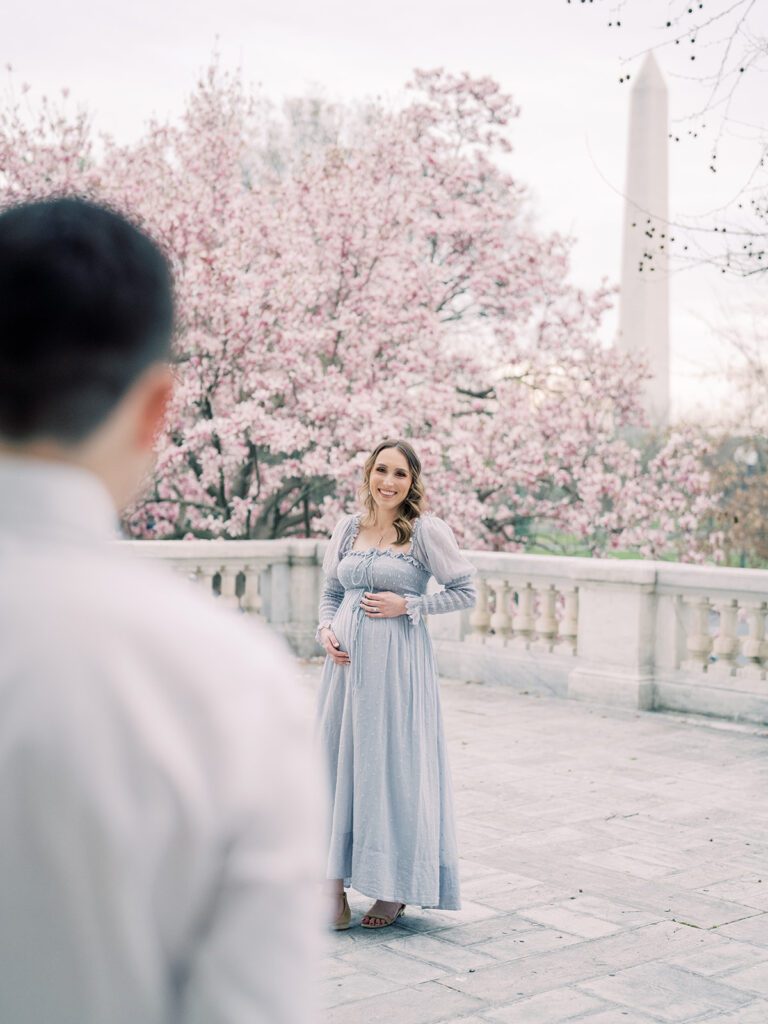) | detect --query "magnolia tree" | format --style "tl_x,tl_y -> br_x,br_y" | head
0,65 -> 716,557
